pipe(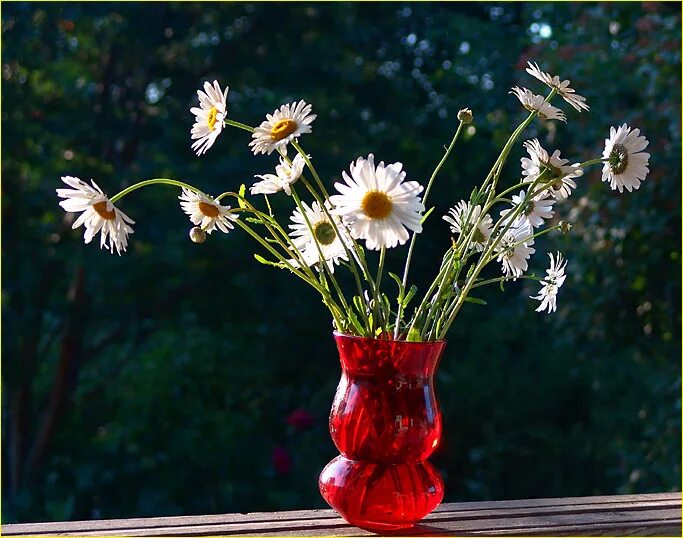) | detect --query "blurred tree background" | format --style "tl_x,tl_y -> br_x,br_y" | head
2,1 -> 680,523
